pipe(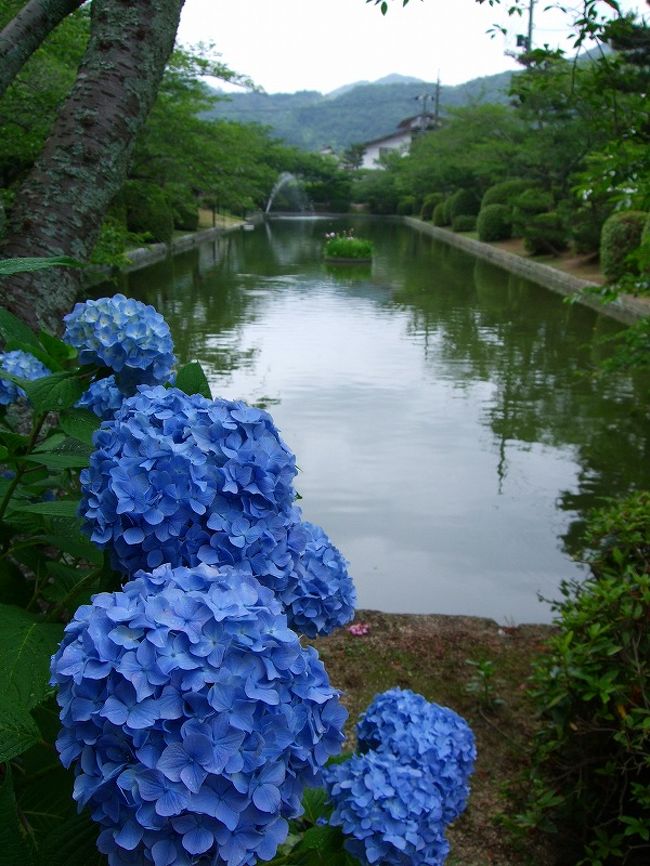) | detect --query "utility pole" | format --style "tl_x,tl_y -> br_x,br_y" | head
434,72 -> 441,127
527,0 -> 535,51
